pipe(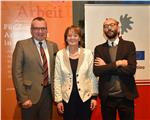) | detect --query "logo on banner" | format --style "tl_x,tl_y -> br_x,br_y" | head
120,14 -> 134,35
136,51 -> 145,60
